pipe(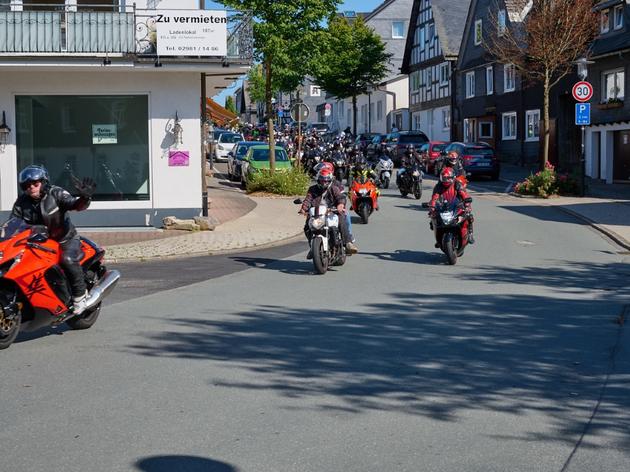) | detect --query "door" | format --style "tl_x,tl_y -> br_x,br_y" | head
613,130 -> 630,182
